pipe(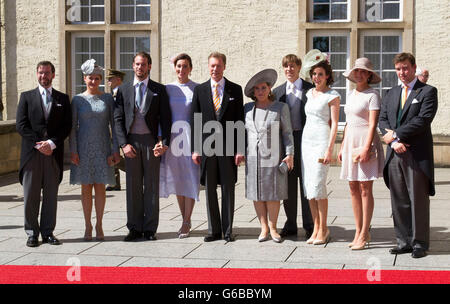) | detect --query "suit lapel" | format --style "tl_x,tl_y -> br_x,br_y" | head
390,85 -> 402,125
34,88 -> 46,121
126,84 -> 136,115
217,79 -> 231,121
279,82 -> 288,104
204,81 -> 216,120
141,85 -> 154,115
400,82 -> 423,121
